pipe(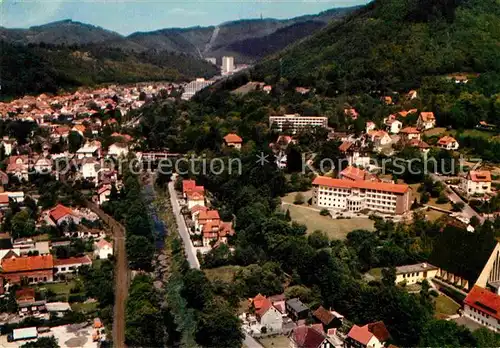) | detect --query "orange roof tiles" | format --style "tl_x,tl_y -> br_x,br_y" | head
400,127 -> 420,134
224,133 -> 243,144
340,166 -> 367,182
469,171 -> 492,183
198,210 -> 220,221
49,204 -> 74,222
54,255 -> 92,266
182,180 -> 204,194
465,286 -> 500,321
420,112 -> 435,121
438,135 -> 457,145
2,255 -> 54,272
338,141 -> 353,152
312,176 -> 409,194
